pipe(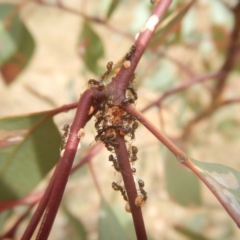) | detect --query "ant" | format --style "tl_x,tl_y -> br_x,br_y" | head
131,146 -> 138,155
125,45 -> 136,60
121,97 -> 135,105
131,167 -> 137,174
88,79 -> 104,90
60,124 -> 70,151
109,154 -> 120,172
88,61 -> 113,90
101,61 -> 113,81
138,179 -> 147,201
112,182 -> 128,201
127,83 -> 138,100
